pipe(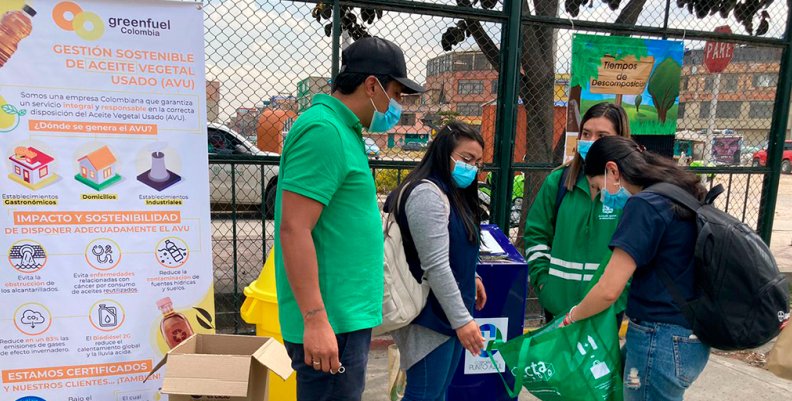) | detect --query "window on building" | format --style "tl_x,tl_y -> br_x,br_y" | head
90,170 -> 95,179
753,74 -> 778,88
14,165 -> 20,175
704,76 -> 714,90
39,166 -> 48,178
427,59 -> 438,76
749,102 -> 774,119
104,168 -> 112,179
678,102 -> 686,118
398,113 -> 416,126
458,80 -> 484,95
681,77 -> 689,91
699,102 -> 711,119
453,54 -> 473,71
81,167 -> 87,177
721,75 -> 739,92
439,55 -> 452,74
474,53 -> 493,70
457,103 -> 482,116
491,79 -> 498,94
715,101 -> 742,118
